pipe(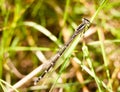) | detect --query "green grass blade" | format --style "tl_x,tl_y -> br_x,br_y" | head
90,0 -> 109,23
97,29 -> 113,91
24,21 -> 61,46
